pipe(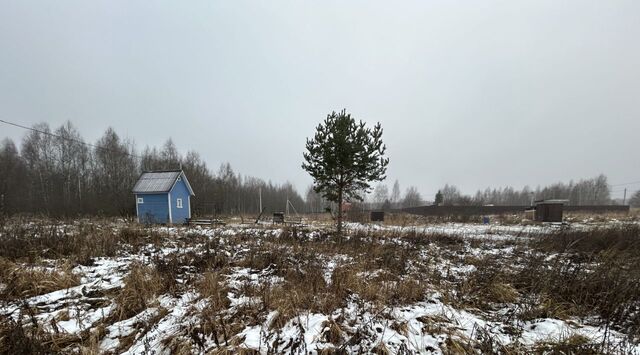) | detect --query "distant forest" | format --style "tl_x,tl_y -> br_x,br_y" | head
367,175 -> 616,210
0,121 -> 304,217
0,121 -> 627,217
438,176 -> 612,206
